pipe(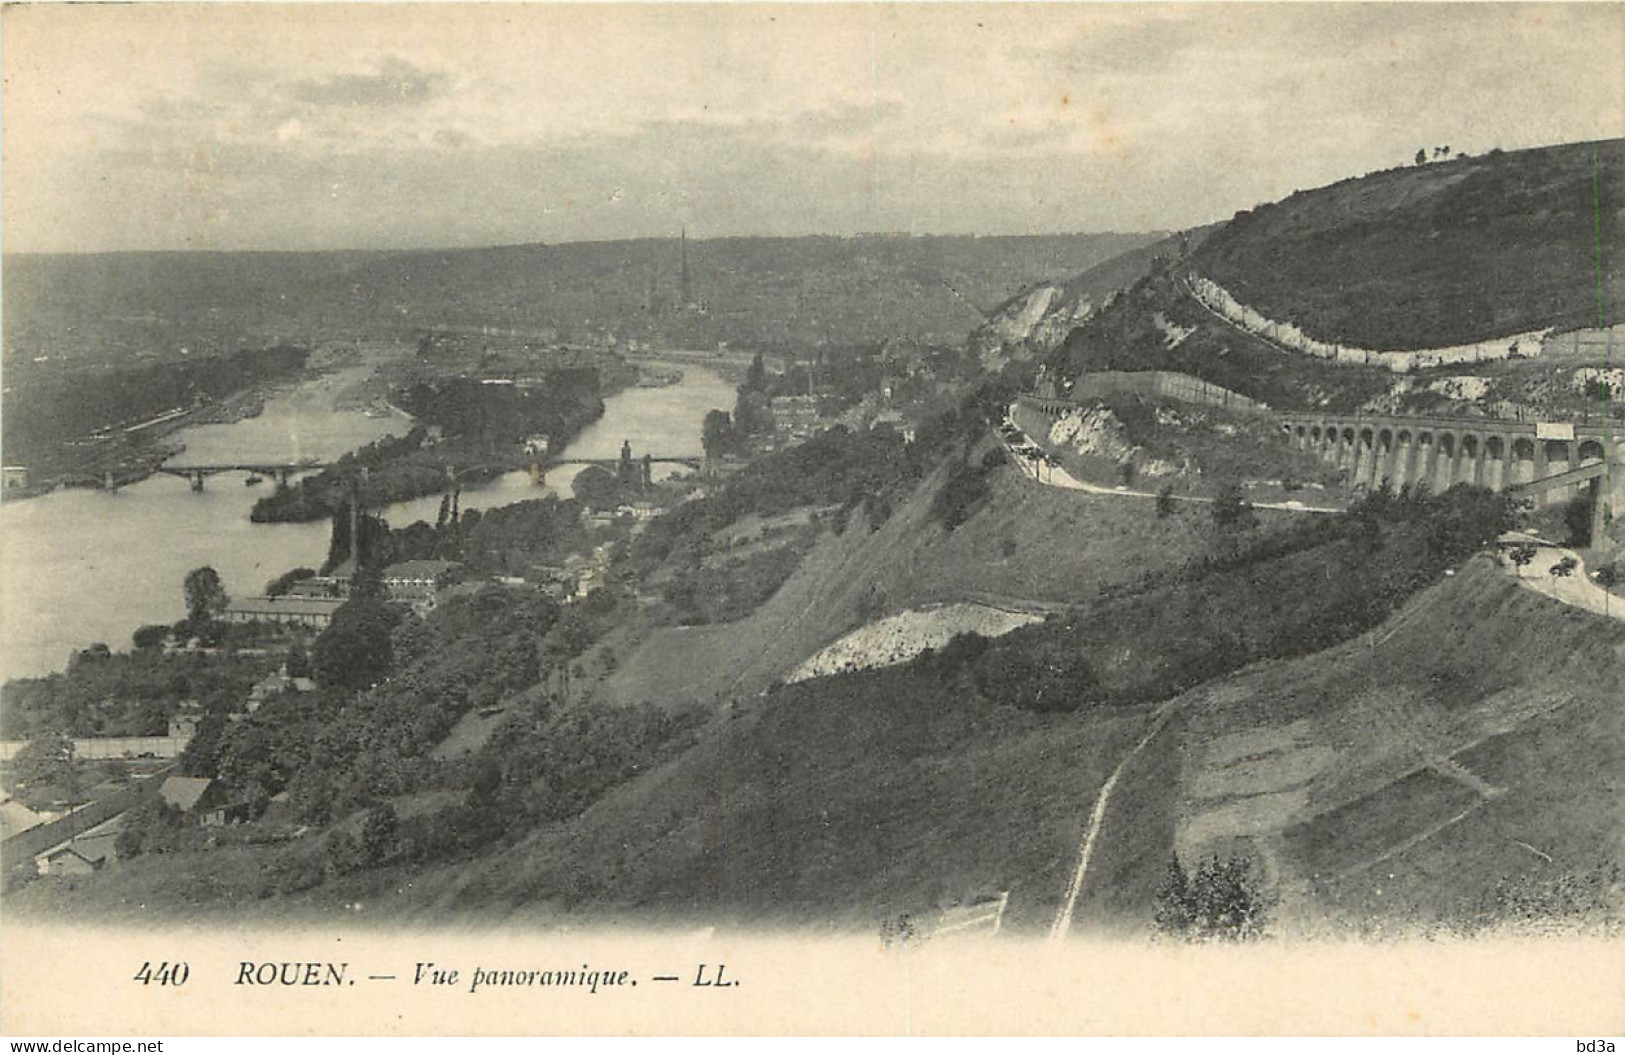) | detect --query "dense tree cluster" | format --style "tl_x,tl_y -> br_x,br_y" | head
922,483 -> 1517,715
2,649 -> 267,741
2,345 -> 309,465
